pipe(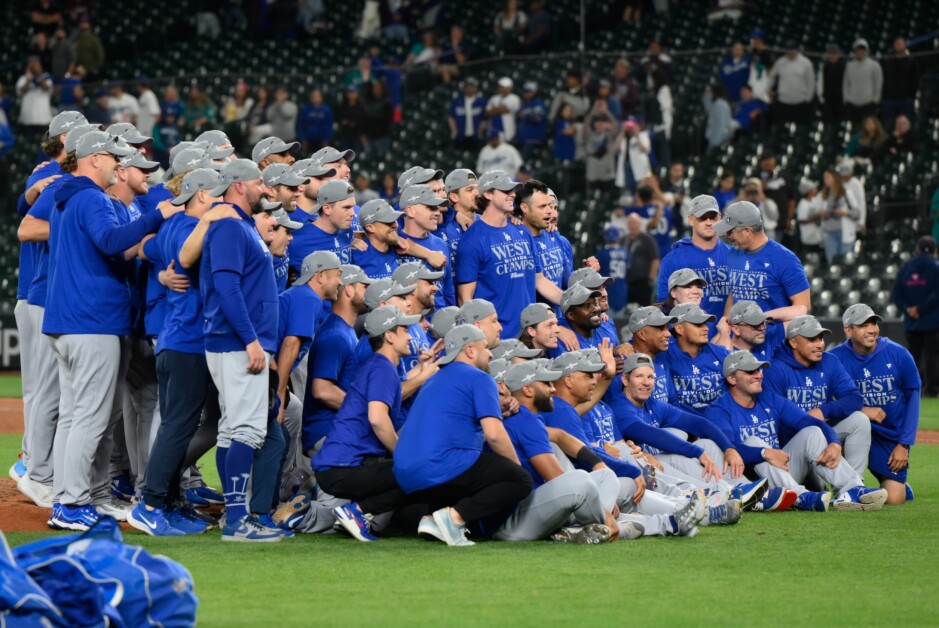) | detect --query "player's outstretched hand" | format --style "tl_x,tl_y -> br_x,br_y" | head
814,442 -> 842,469
157,199 -> 185,220
557,326 -> 579,352
763,448 -> 789,471
633,474 -> 646,504
887,444 -> 909,472
162,260 -> 191,293
724,448 -> 745,479
699,452 -> 722,483
424,250 -> 446,269
597,338 -> 616,377
581,256 -> 600,271
204,203 -> 240,223
860,406 -> 886,423
351,238 -> 367,252
245,340 -> 266,374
